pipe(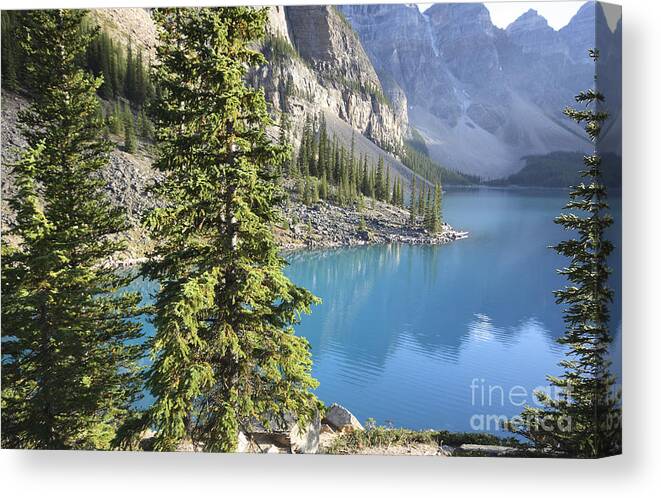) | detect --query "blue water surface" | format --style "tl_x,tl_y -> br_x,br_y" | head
284,188 -> 622,433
